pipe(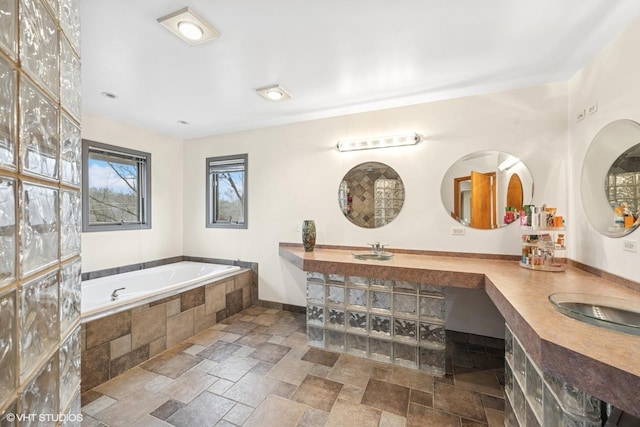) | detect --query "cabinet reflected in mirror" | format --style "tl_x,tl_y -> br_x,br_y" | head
442,151 -> 533,229
582,120 -> 640,237
339,162 -> 404,228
